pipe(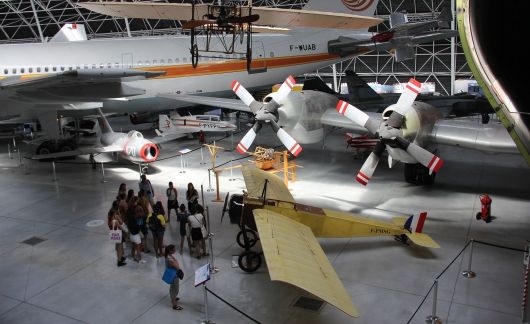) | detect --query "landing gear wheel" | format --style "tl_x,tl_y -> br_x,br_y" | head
36,142 -> 55,155
476,212 -> 482,220
191,43 -> 198,68
485,216 -> 492,223
236,229 -> 258,248
246,48 -> 252,72
238,251 -> 261,273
